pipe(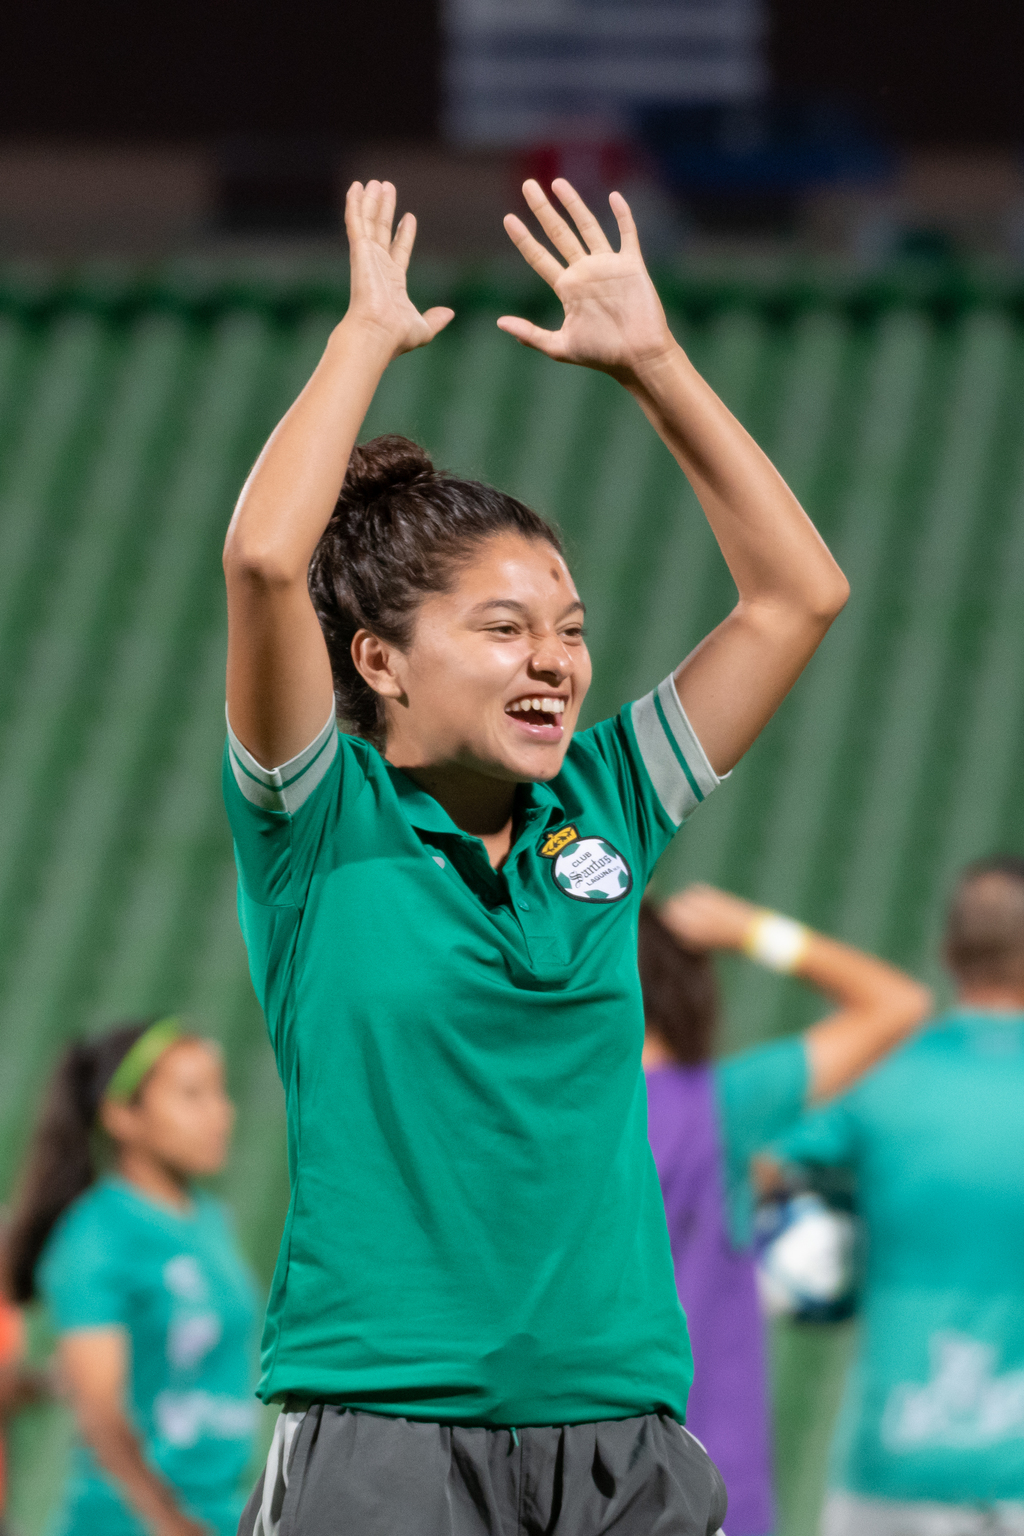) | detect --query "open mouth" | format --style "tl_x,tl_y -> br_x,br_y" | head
505,695 -> 568,739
